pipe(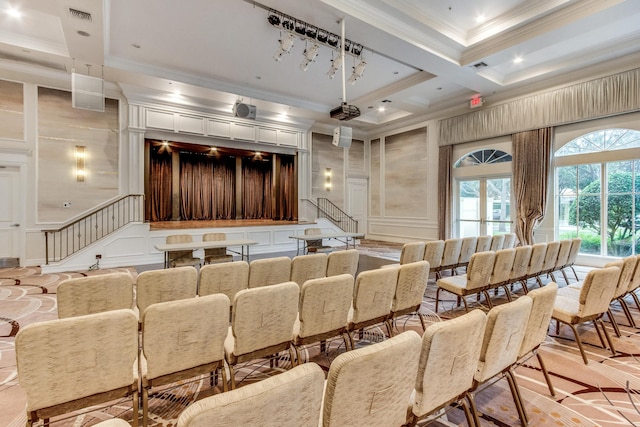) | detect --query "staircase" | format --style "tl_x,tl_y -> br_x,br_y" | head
316,198 -> 359,233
